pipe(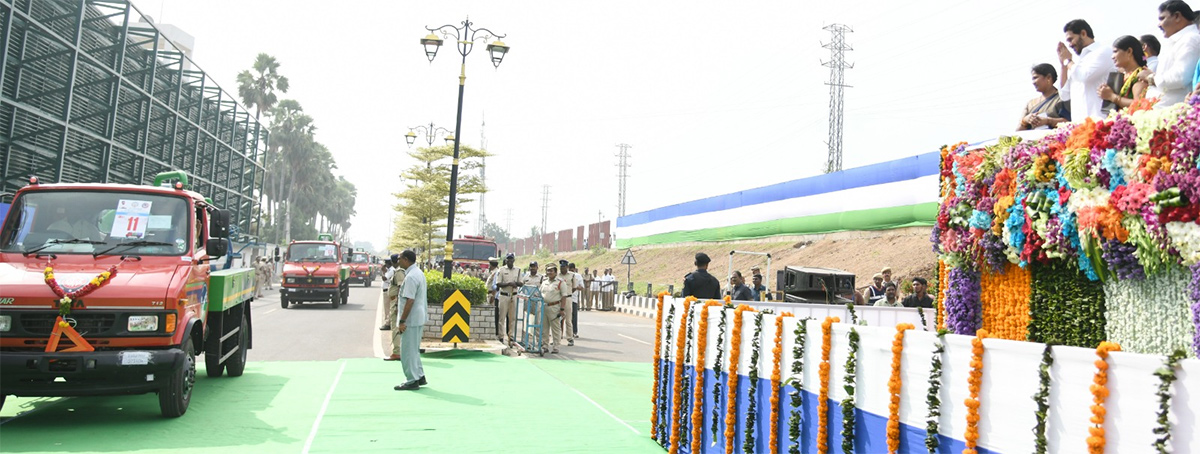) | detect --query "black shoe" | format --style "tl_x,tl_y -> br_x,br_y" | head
394,381 -> 420,391
379,324 -> 390,331
418,376 -> 427,386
